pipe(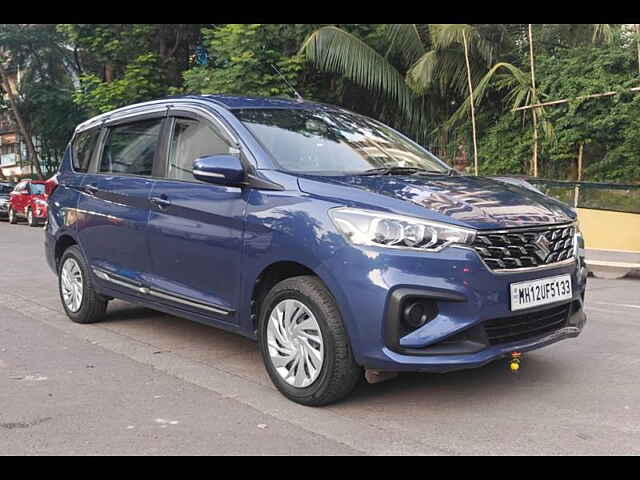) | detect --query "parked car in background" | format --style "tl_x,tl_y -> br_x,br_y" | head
0,181 -> 16,220
45,95 -> 588,406
8,179 -> 49,227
